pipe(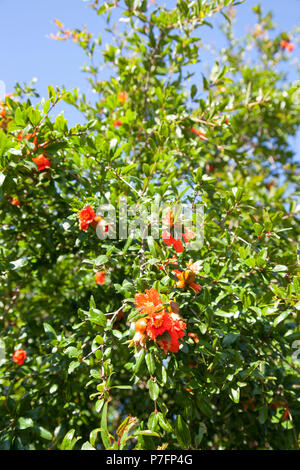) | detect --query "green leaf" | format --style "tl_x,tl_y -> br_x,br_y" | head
229,387 -> 240,403
81,441 -> 96,450
145,352 -> 156,375
147,412 -> 159,431
134,348 -> 145,374
135,430 -> 160,437
60,429 -> 81,450
0,172 -> 5,187
157,413 -> 172,433
17,417 -> 34,430
88,308 -> 107,327
175,415 -> 191,448
259,405 -> 268,424
68,361 -> 81,374
100,402 -> 112,449
94,255 -> 108,266
147,380 -> 159,401
34,426 -> 52,441
43,322 -> 57,338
